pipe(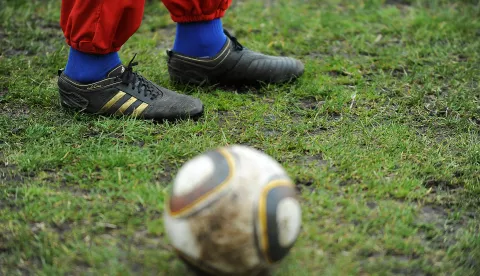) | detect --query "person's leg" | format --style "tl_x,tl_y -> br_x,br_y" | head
57,0 -> 204,120
161,0 -> 231,58
172,18 -> 226,58
161,0 -> 304,86
61,0 -> 144,83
